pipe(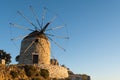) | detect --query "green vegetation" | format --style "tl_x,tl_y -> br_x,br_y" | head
10,70 -> 18,79
0,50 -> 11,64
23,65 -> 49,79
15,55 -> 19,62
32,78 -> 40,80
24,65 -> 38,77
40,69 -> 49,79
